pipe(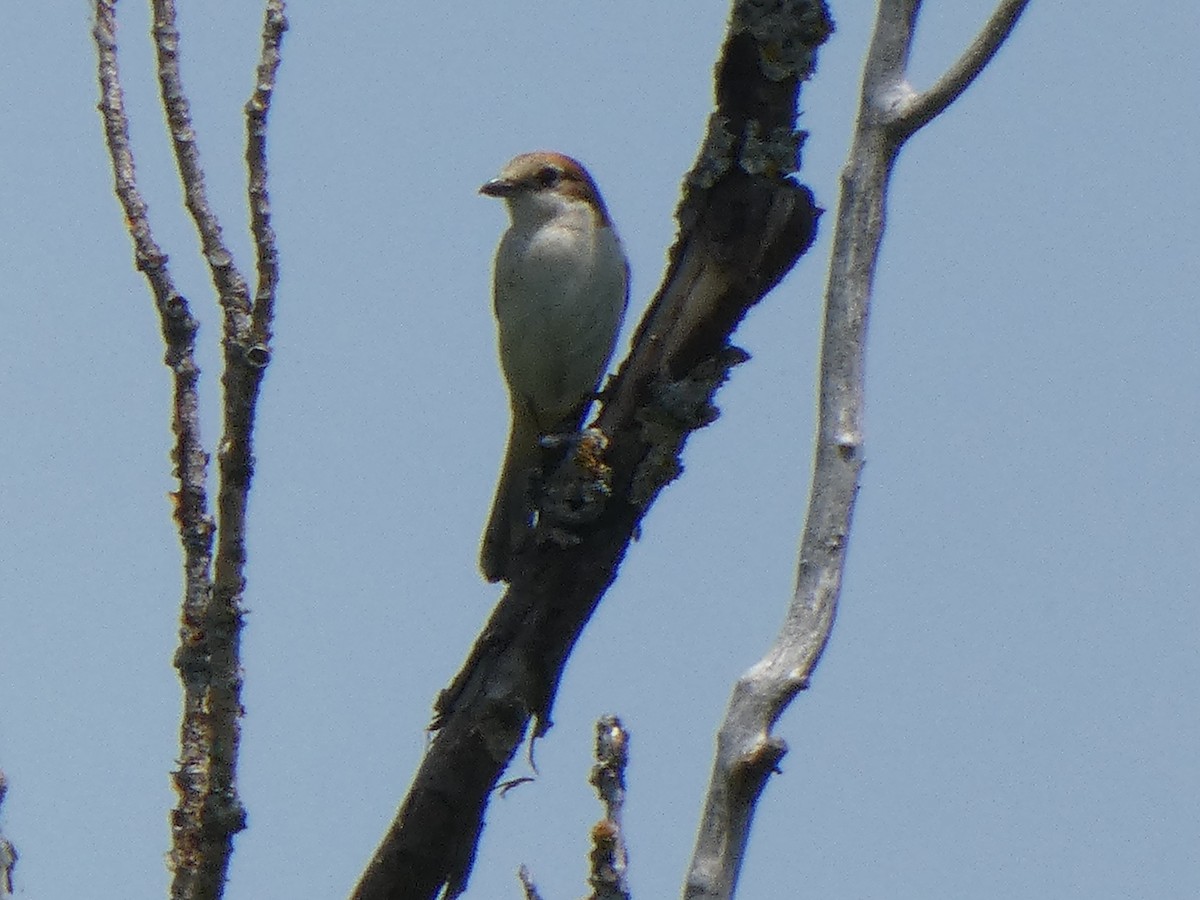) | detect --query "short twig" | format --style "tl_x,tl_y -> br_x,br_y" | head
517,865 -> 545,900
587,716 -> 631,900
